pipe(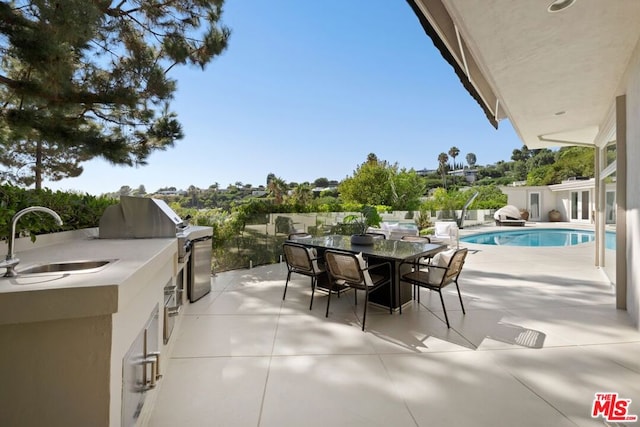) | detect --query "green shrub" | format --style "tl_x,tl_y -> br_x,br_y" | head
0,184 -> 116,241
